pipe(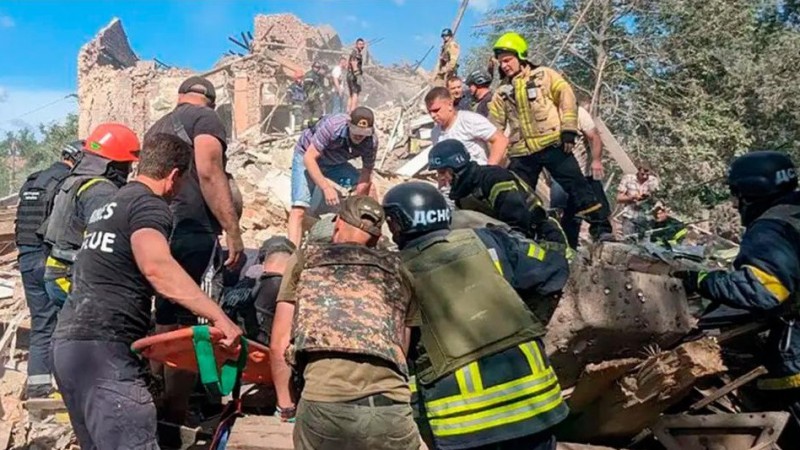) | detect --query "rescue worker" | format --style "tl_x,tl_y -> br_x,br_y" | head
287,71 -> 307,133
43,123 -> 140,307
303,62 -> 328,126
675,151 -> 800,442
436,28 -> 460,83
466,70 -> 493,117
488,32 -> 613,242
382,182 -> 570,450
287,107 -> 378,246
15,141 -> 82,398
347,38 -> 365,112
429,139 -> 568,250
648,202 -> 687,247
616,161 -> 660,237
52,133 -> 242,450
271,196 -> 420,449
